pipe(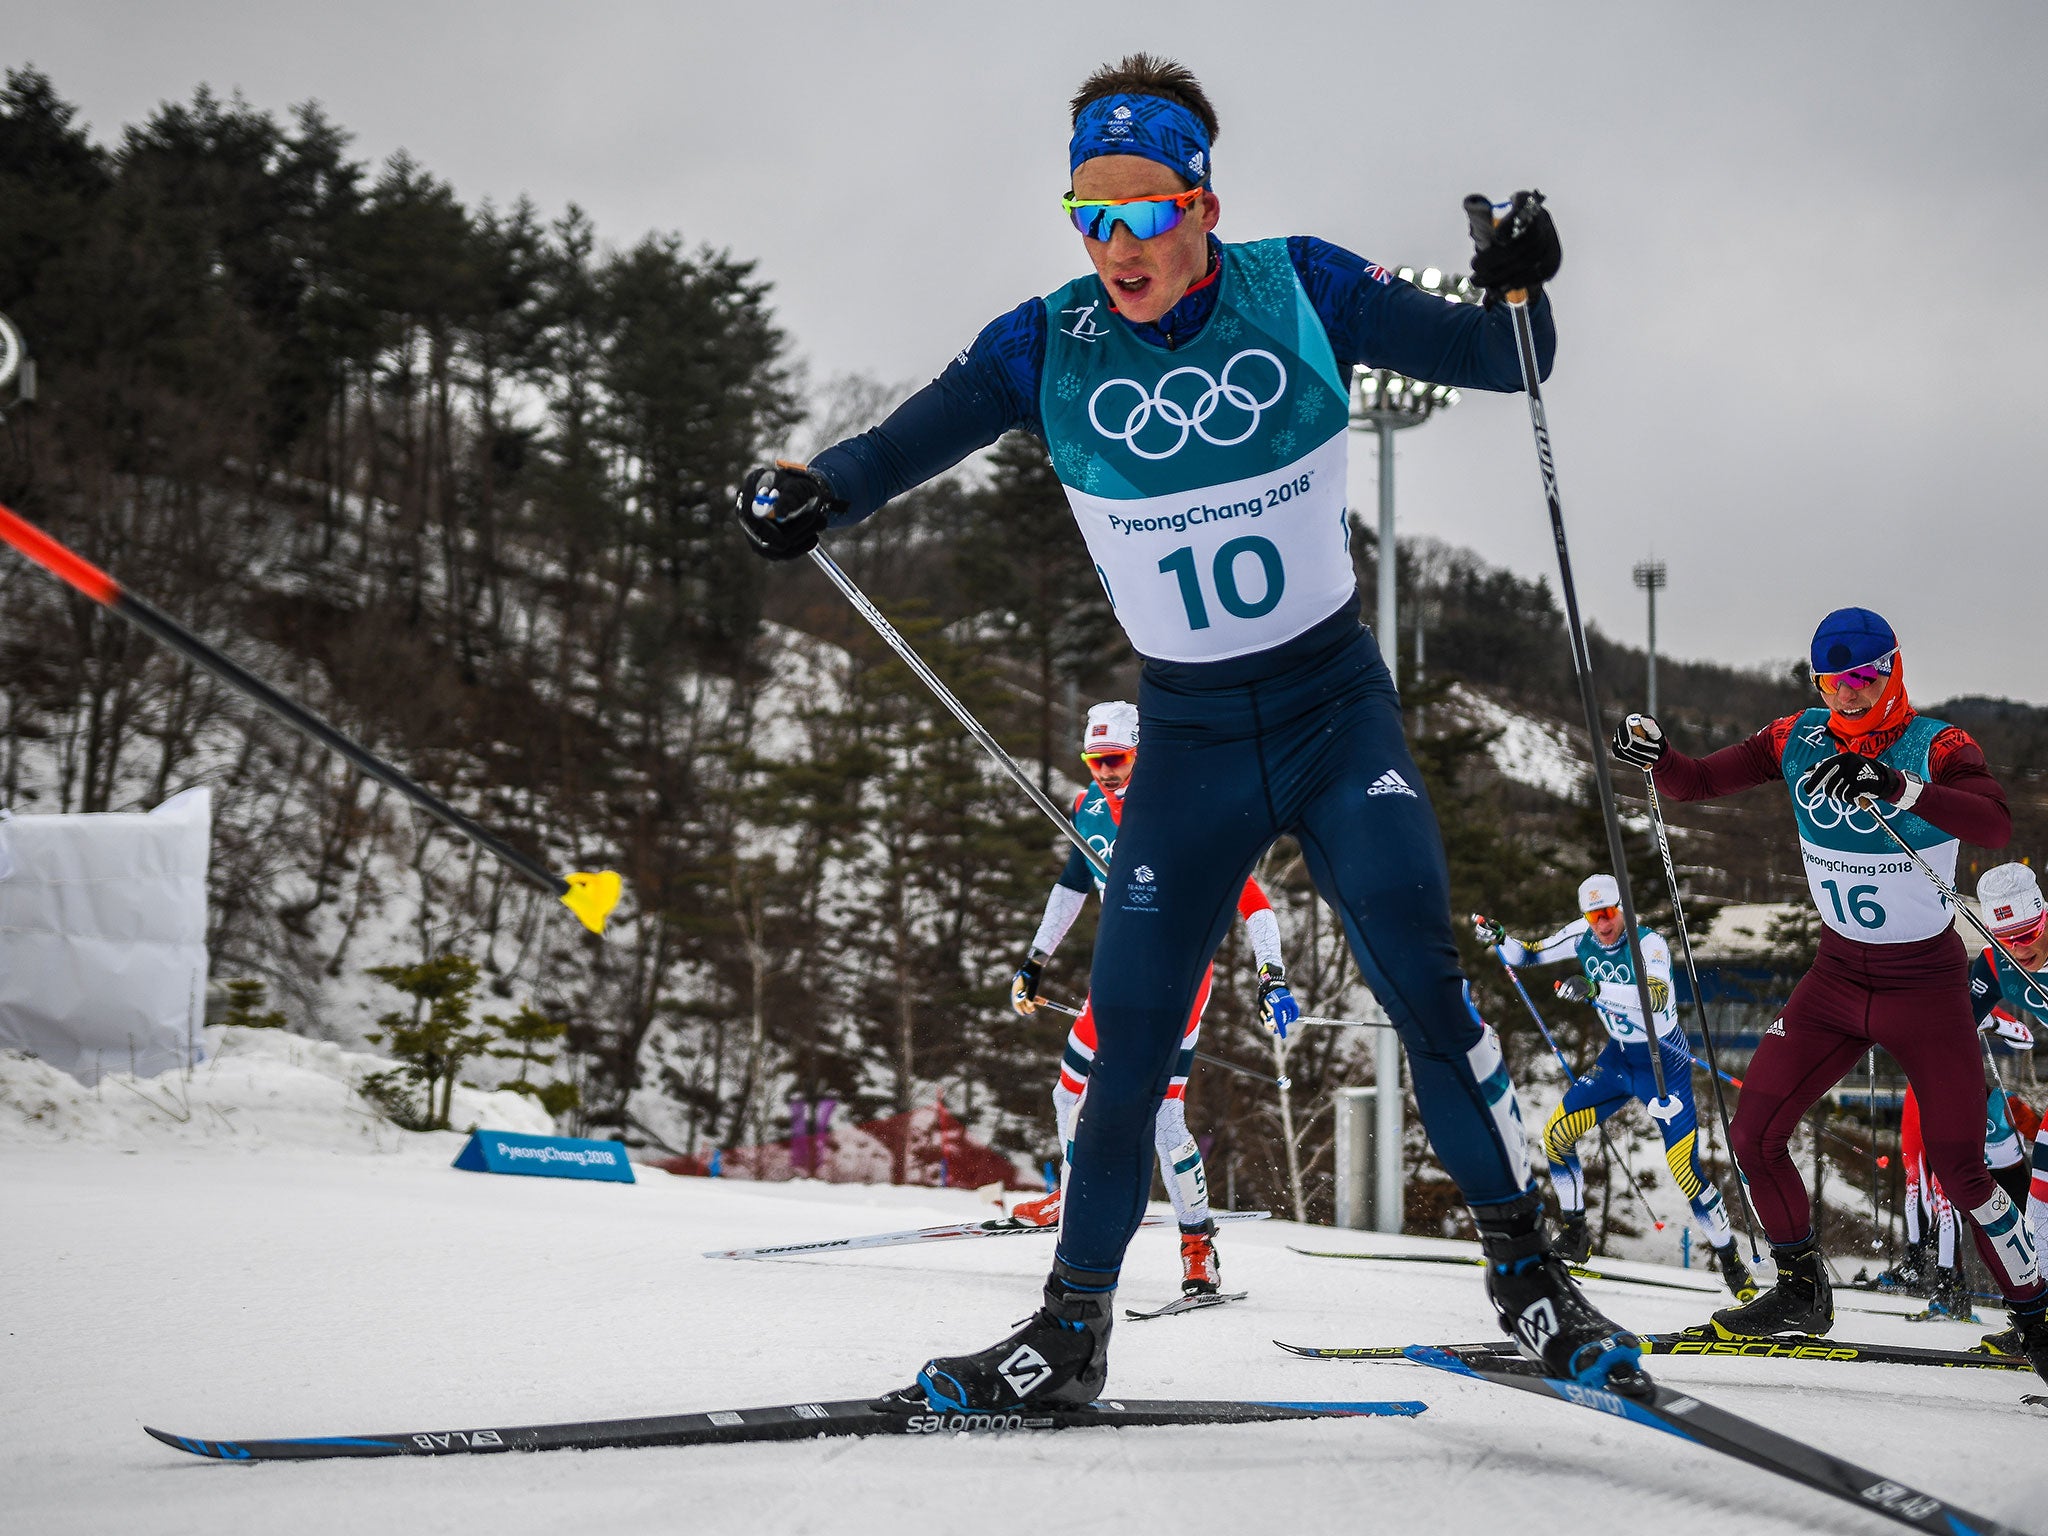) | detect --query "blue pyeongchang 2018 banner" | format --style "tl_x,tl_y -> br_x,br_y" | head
453,1129 -> 636,1183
